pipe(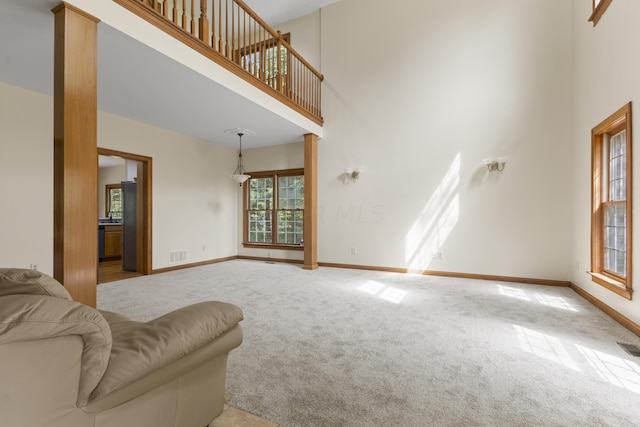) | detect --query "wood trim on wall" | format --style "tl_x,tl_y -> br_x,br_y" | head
237,255 -> 303,265
52,2 -> 100,307
152,255 -> 238,274
317,262 -> 572,287
570,283 -> 640,336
